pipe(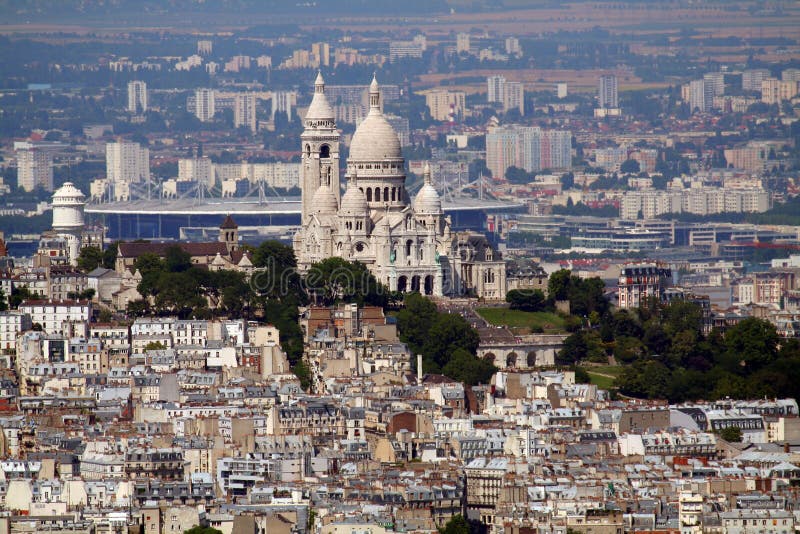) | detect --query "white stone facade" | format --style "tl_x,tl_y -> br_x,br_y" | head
293,74 -> 506,299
